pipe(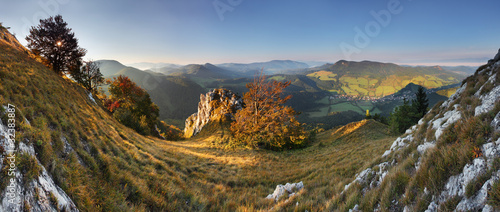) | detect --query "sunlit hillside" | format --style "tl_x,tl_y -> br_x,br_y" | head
306,61 -> 464,97
0,27 -> 400,211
